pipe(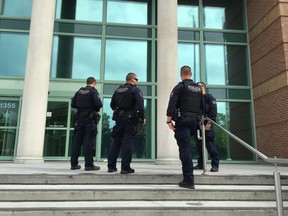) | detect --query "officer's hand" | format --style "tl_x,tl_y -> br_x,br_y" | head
205,123 -> 211,130
143,119 -> 147,125
167,121 -> 176,131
